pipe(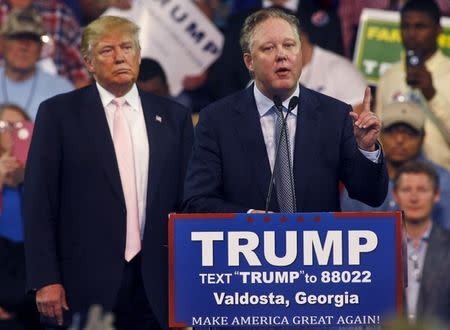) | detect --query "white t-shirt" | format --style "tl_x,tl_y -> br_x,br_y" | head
300,46 -> 367,106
